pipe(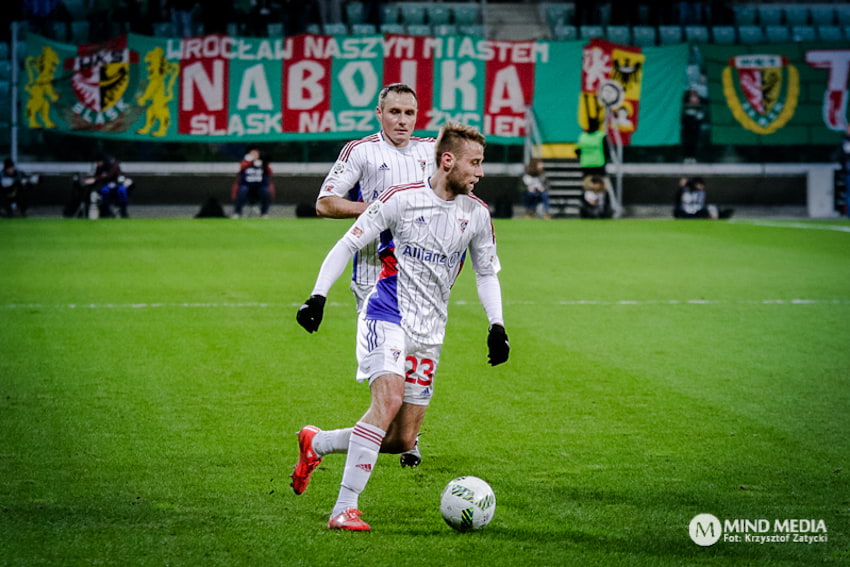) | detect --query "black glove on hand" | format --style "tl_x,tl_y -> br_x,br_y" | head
296,295 -> 326,333
487,324 -> 510,366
